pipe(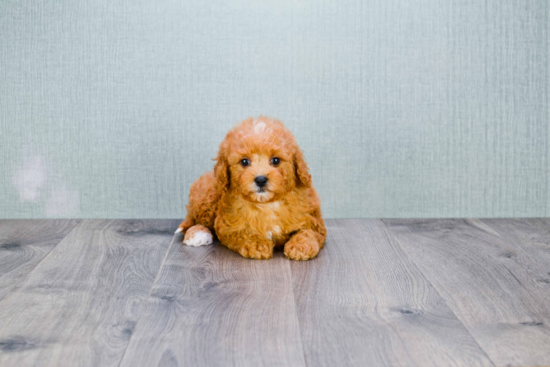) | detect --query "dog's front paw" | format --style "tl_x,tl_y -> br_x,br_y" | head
284,231 -> 320,261
183,225 -> 213,247
237,241 -> 273,260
